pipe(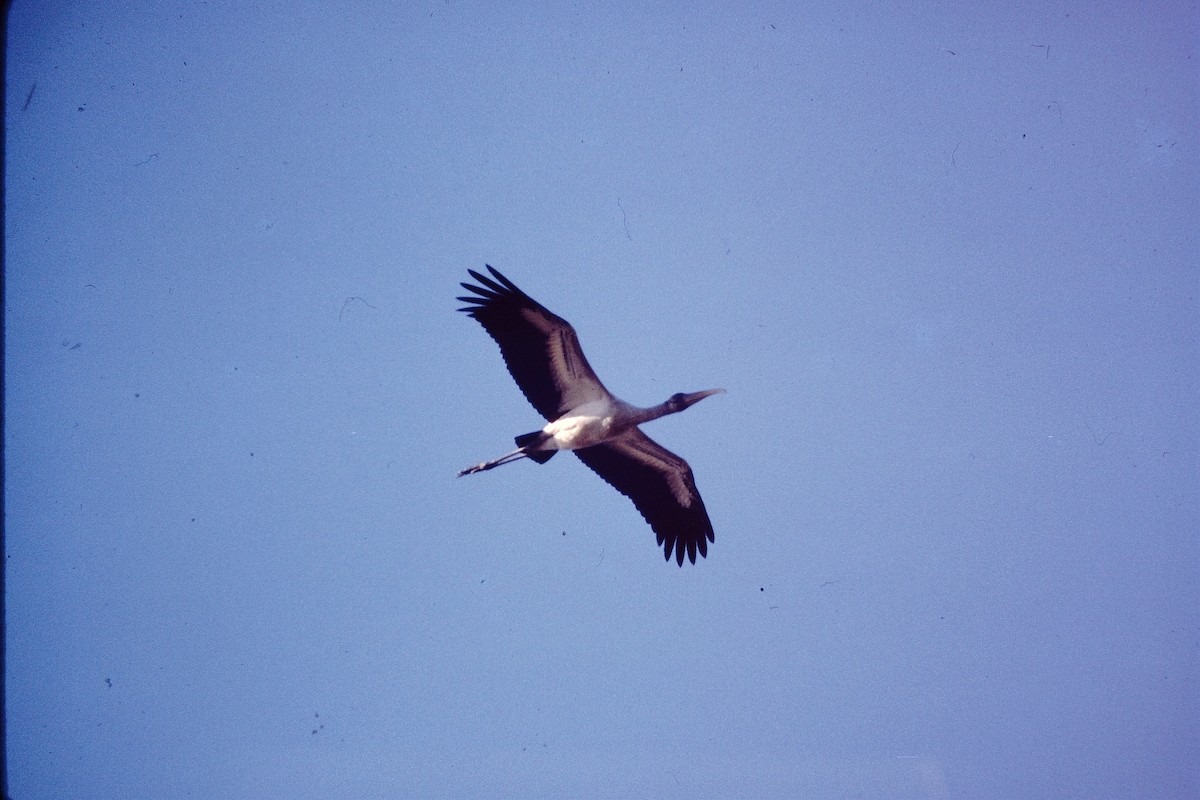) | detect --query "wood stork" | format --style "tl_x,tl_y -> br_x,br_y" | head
457,265 -> 725,566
